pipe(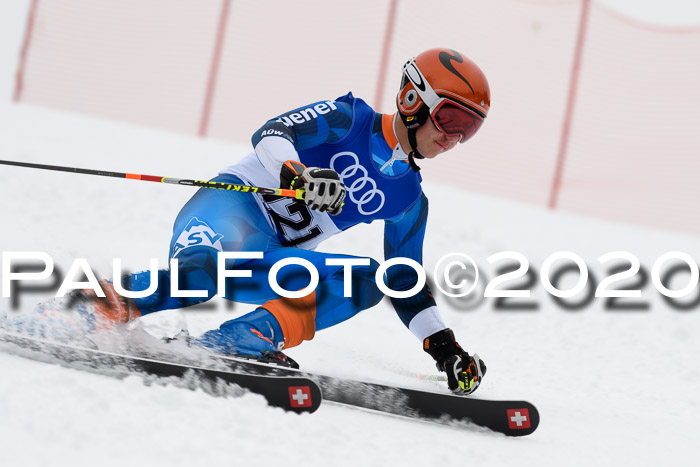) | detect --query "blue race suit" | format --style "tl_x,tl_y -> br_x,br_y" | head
123,93 -> 445,356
